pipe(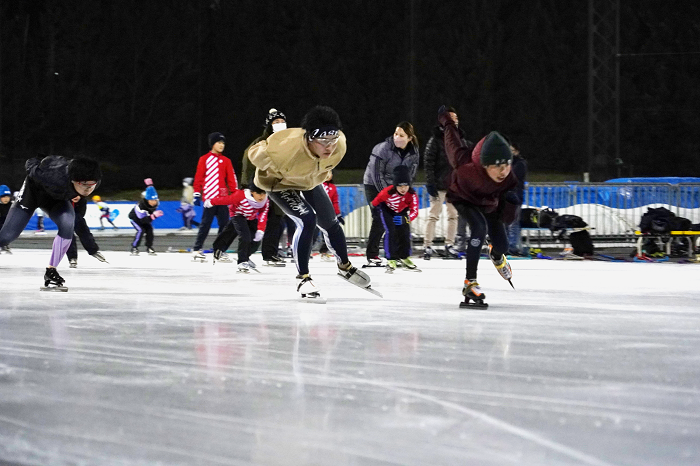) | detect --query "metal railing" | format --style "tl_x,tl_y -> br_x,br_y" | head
339,183 -> 700,245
